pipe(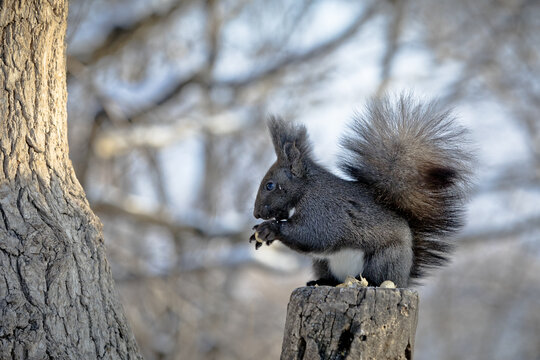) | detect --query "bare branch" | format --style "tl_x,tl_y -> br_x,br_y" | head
217,2 -> 379,89
92,201 -> 205,237
375,0 -> 406,96
74,0 -> 187,64
459,215 -> 540,245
